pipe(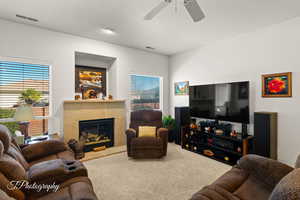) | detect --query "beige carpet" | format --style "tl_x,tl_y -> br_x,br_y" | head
85,143 -> 231,200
